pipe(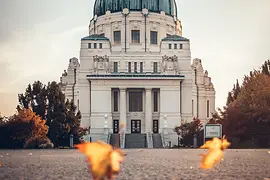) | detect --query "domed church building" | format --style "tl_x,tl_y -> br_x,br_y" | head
60,0 -> 216,148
